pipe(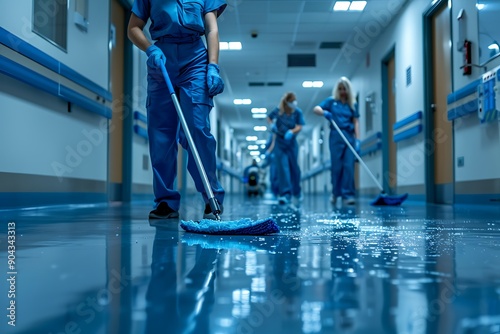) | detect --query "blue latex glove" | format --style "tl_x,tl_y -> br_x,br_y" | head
323,111 -> 333,121
284,130 -> 294,141
355,139 -> 361,153
146,45 -> 166,69
207,63 -> 224,96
